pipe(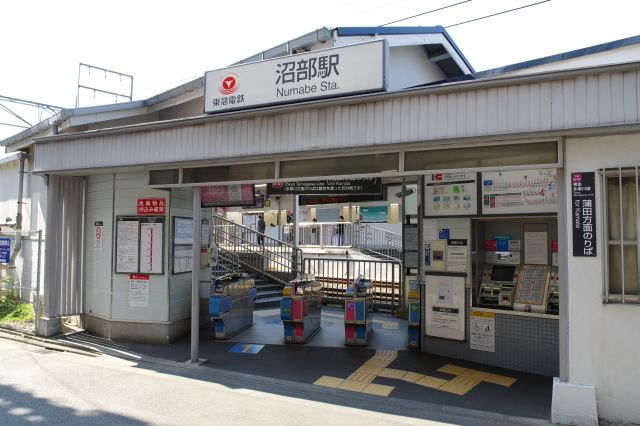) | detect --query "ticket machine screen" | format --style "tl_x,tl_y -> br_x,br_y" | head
492,264 -> 516,282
